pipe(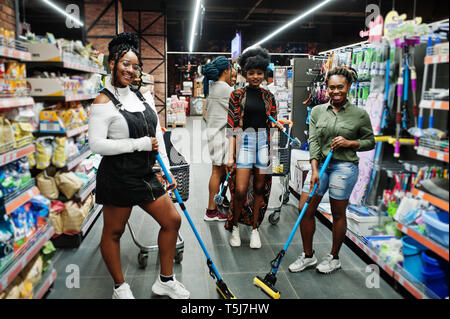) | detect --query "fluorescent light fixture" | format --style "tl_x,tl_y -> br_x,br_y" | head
318,40 -> 368,55
189,0 -> 202,53
249,0 -> 334,48
42,0 -> 84,27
